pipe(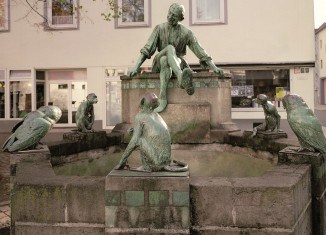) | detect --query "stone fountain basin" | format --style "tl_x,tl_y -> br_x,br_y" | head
9,142 -> 312,234
53,144 -> 276,178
